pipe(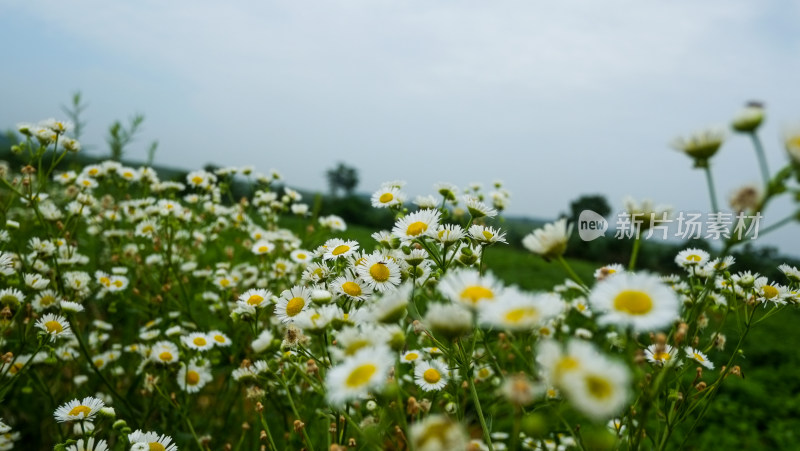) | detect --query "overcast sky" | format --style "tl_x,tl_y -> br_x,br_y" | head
2,0 -> 799,255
